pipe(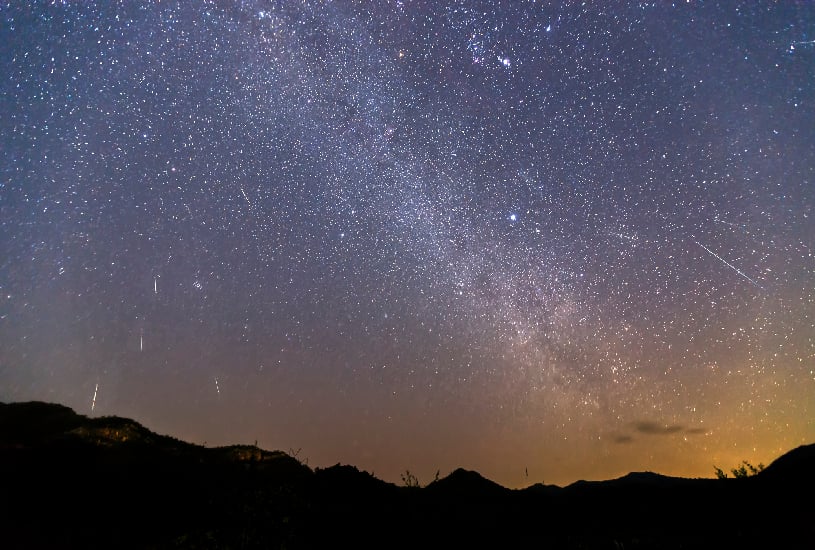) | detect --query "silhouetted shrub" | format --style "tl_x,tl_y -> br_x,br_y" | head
714,460 -> 764,479
401,469 -> 420,488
